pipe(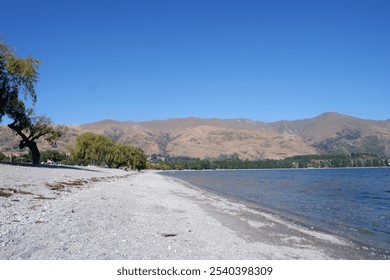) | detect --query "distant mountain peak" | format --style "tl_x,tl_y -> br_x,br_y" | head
317,112 -> 346,118
91,119 -> 121,124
